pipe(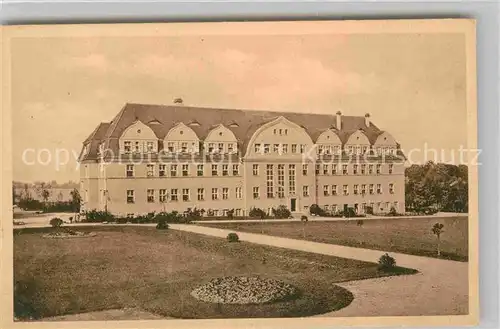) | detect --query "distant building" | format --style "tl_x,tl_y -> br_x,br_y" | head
78,103 -> 405,217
